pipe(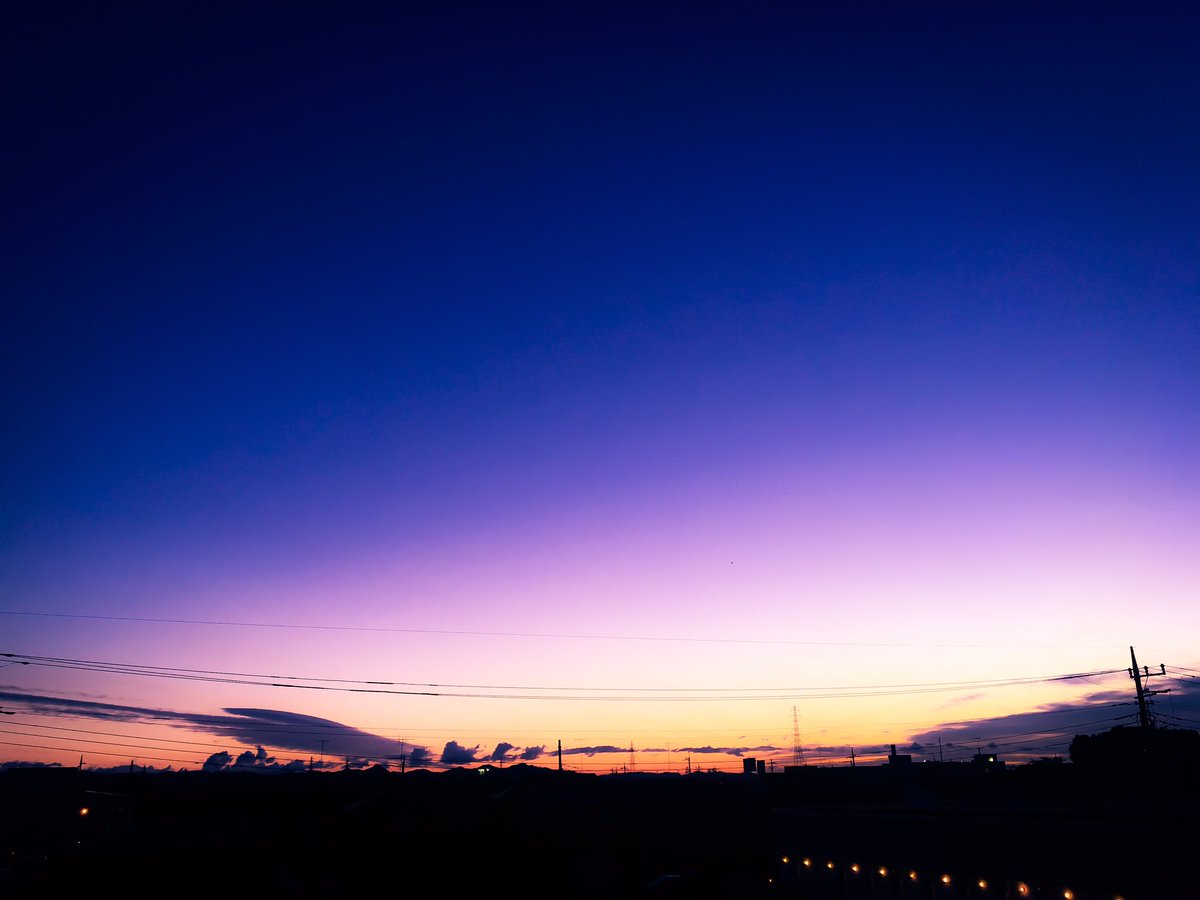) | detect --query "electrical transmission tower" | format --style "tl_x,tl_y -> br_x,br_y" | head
792,706 -> 805,766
